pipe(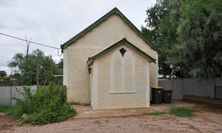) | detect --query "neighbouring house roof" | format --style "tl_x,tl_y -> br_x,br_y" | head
61,7 -> 160,54
87,38 -> 156,65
